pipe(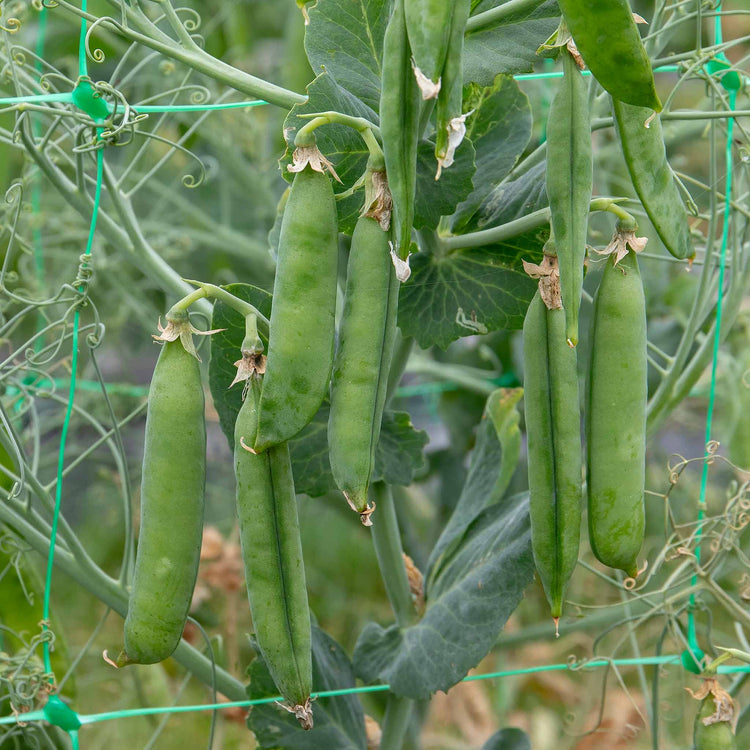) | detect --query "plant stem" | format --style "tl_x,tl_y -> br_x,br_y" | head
183,282 -> 270,328
466,0 -> 548,32
369,482 -> 417,629
443,197 -> 623,250
385,333 -> 414,407
380,693 -> 413,750
406,357 -> 497,396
